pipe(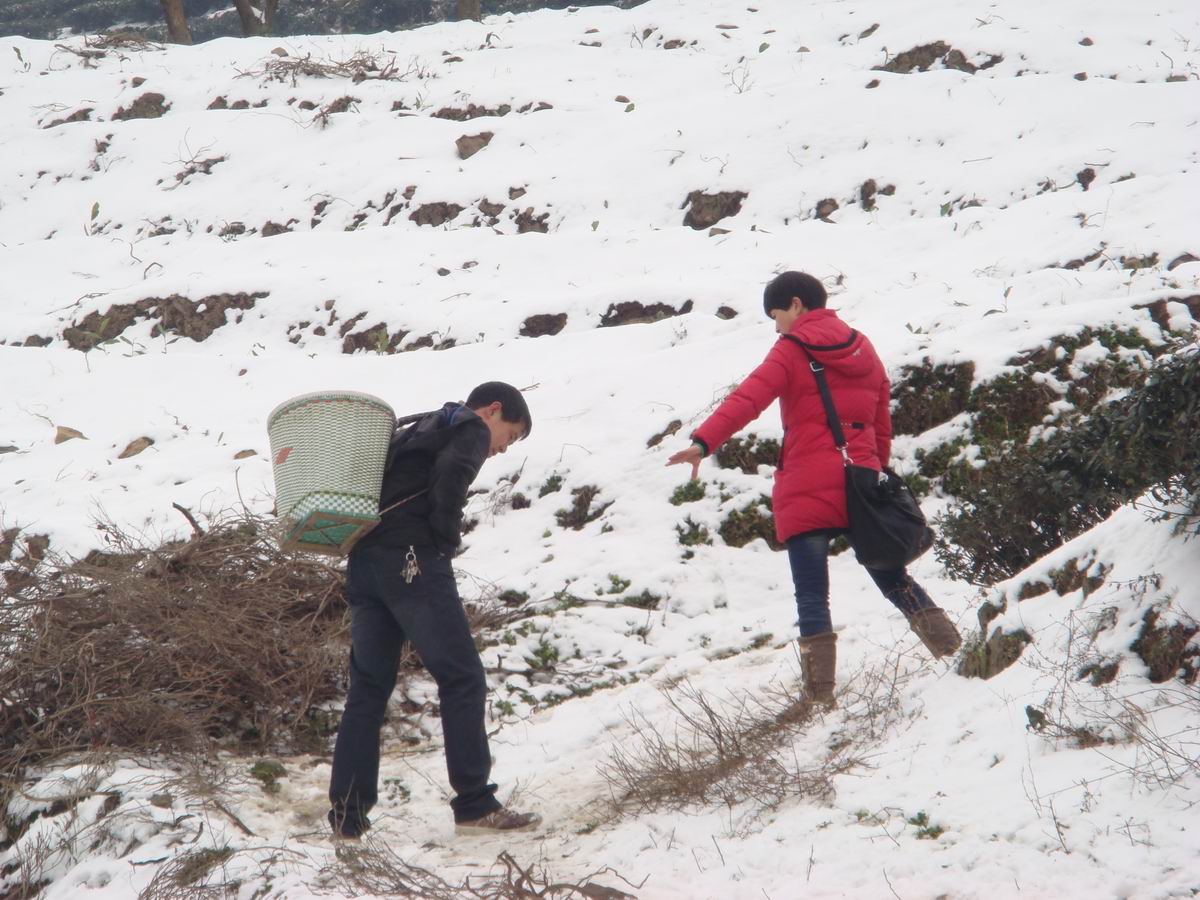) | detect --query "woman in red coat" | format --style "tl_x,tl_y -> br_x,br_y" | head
668,272 -> 961,705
